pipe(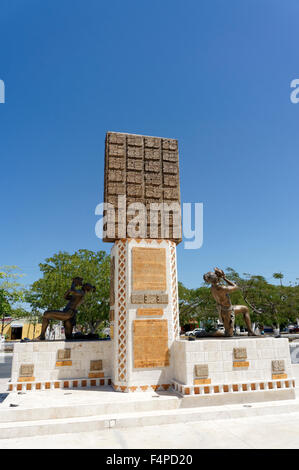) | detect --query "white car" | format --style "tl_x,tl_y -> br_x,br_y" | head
185,328 -> 203,336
